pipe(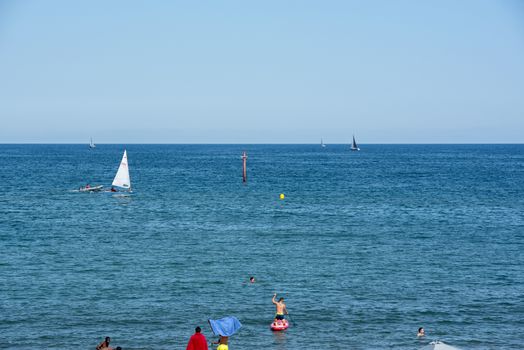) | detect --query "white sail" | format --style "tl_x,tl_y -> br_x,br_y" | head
89,137 -> 96,148
112,150 -> 131,190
